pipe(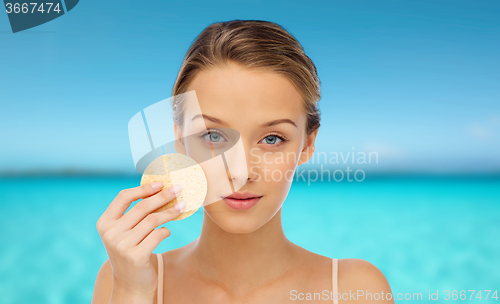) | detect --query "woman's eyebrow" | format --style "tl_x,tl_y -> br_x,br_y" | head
191,114 -> 297,128
191,114 -> 228,126
260,119 -> 297,128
